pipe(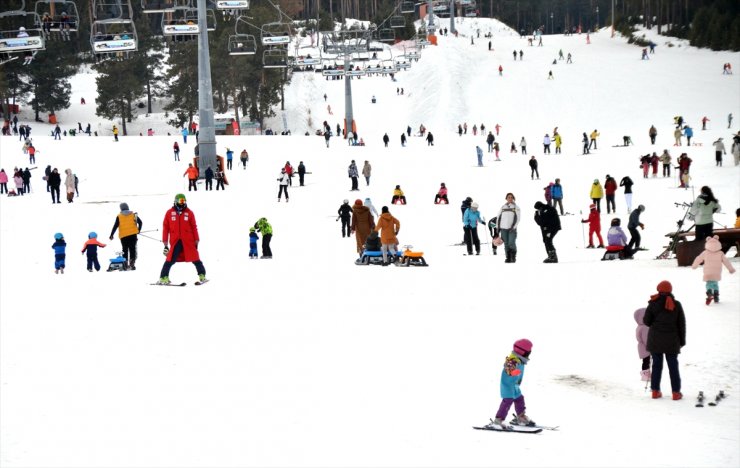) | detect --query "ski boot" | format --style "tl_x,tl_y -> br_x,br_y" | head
157,276 -> 171,285
198,274 -> 207,282
514,413 -> 536,427
706,290 -> 714,305
713,290 -> 720,303
488,418 -> 511,430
